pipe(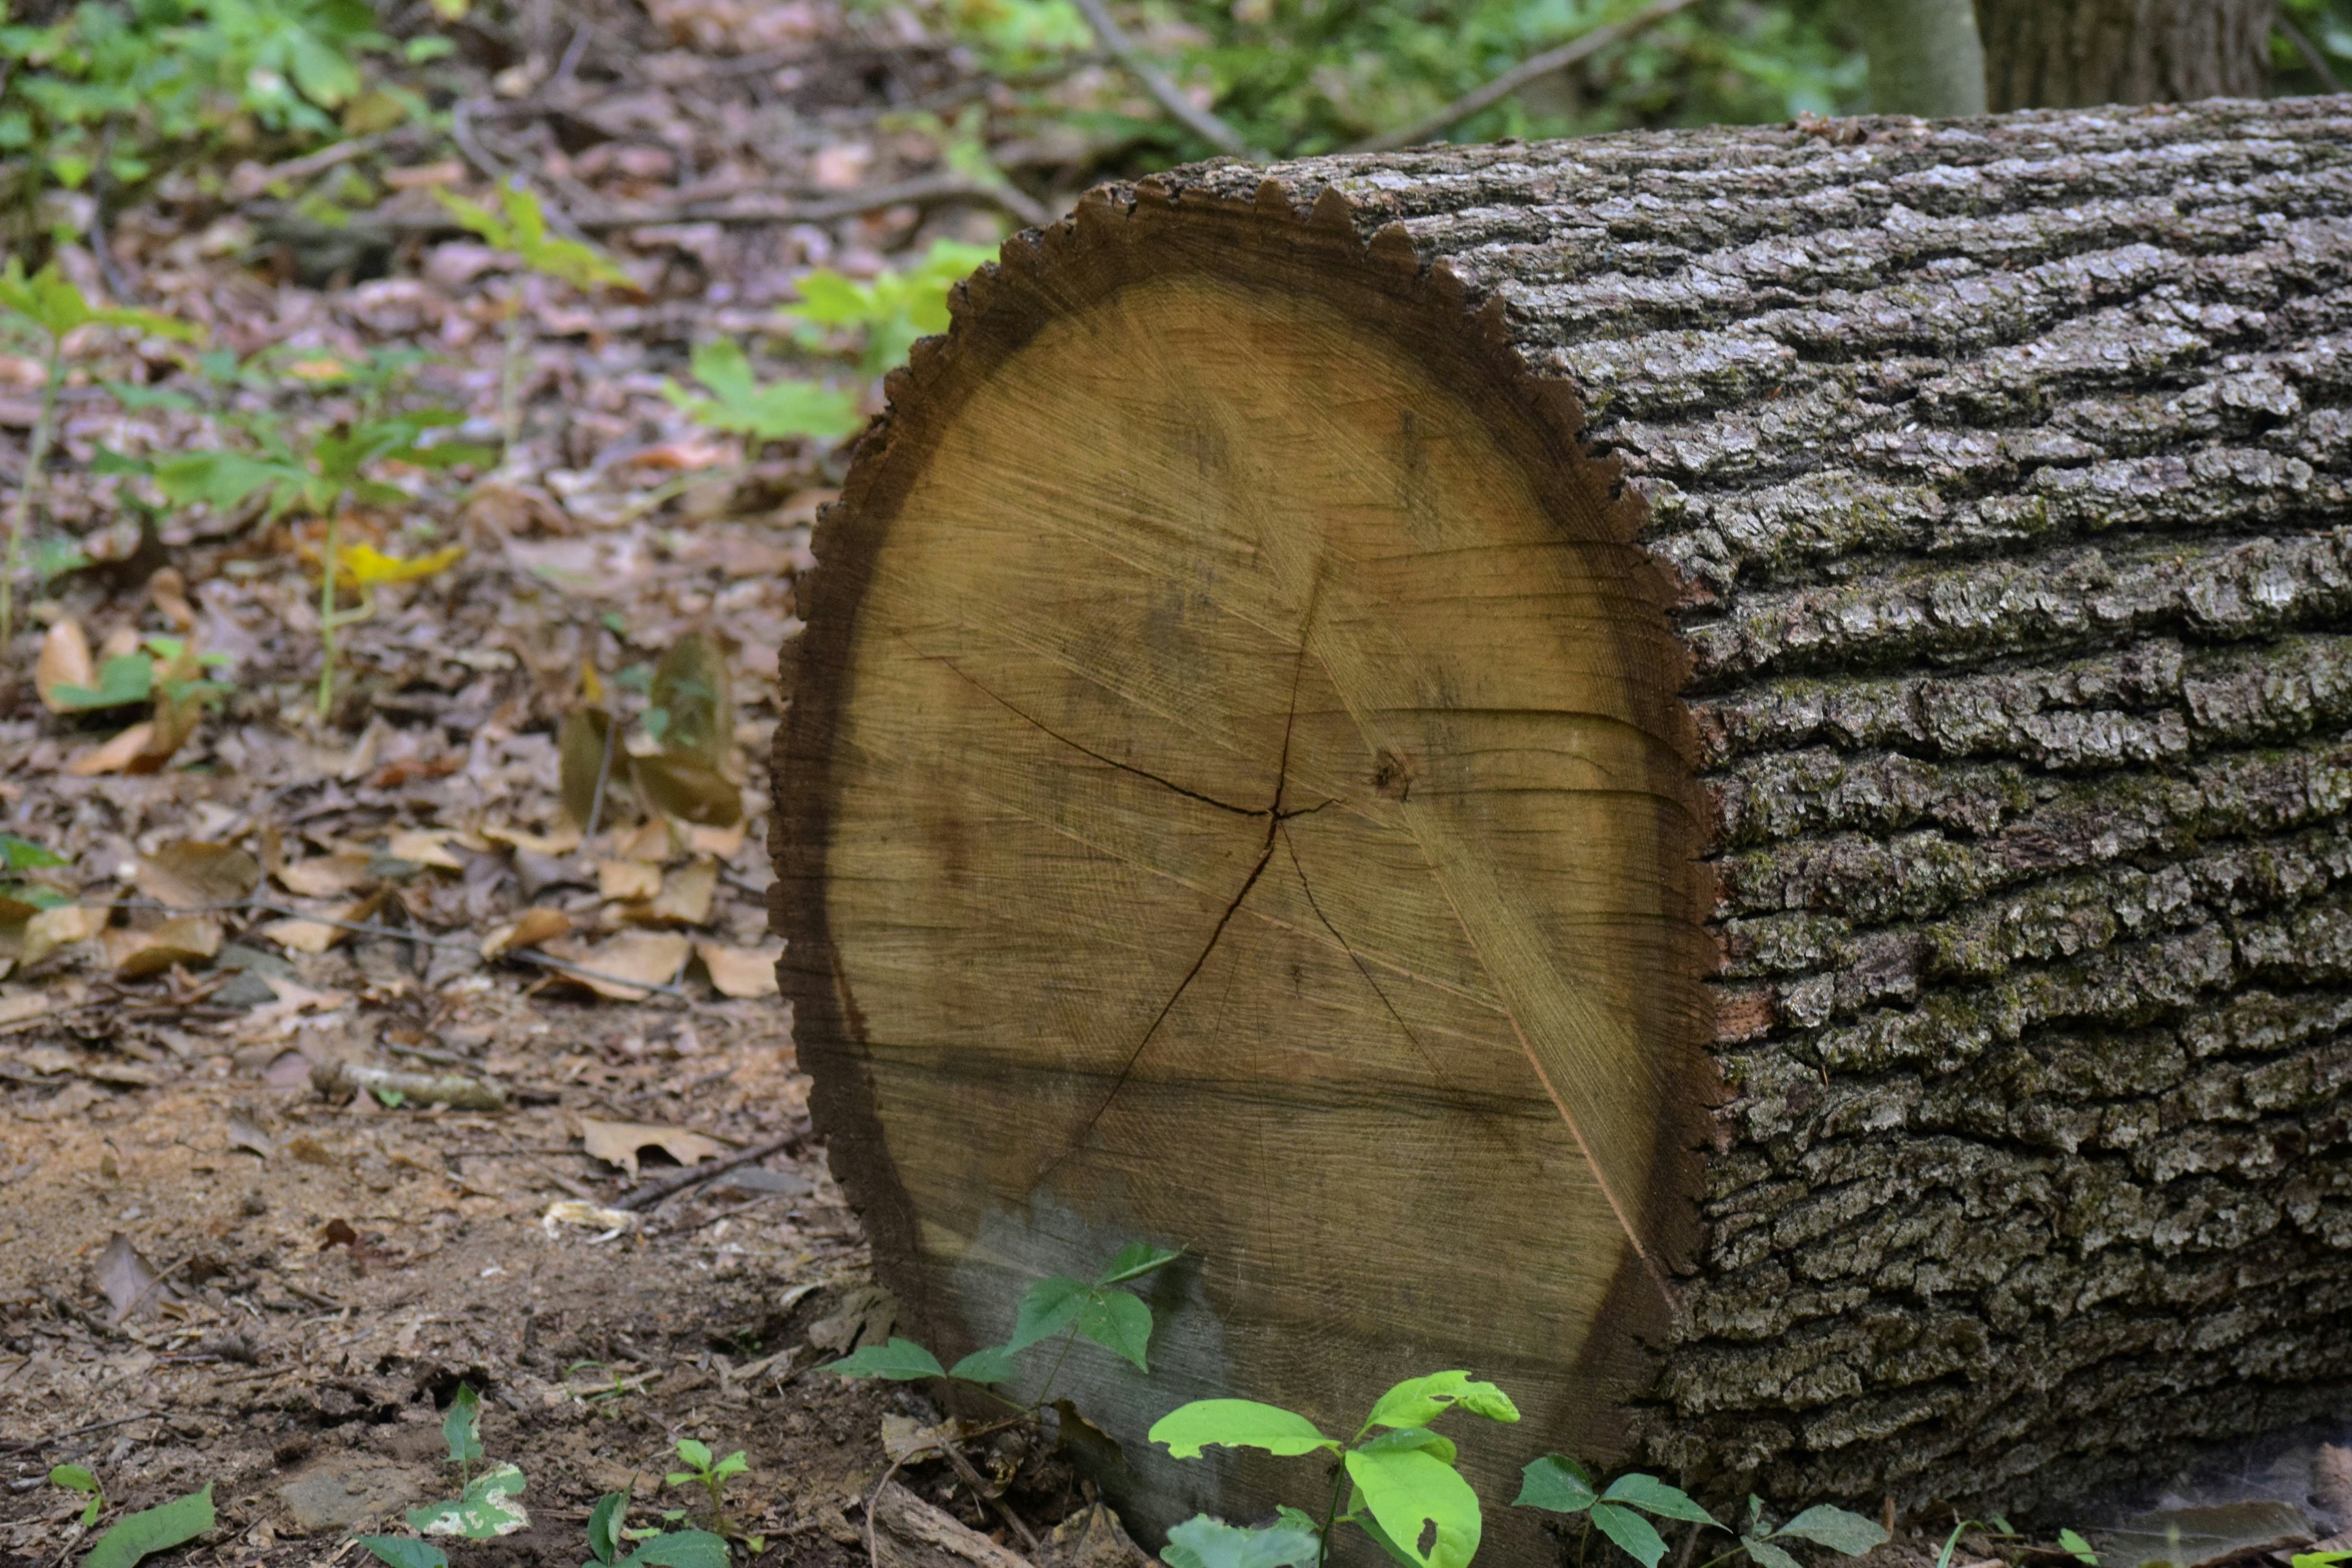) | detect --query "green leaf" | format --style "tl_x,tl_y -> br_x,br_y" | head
82,1483 -> 213,1568
673,1438 -> 711,1472
708,1451 -> 747,1481
1148,1400 -> 1336,1459
586,1492 -> 627,1564
50,654 -> 152,710
2289,1553 -> 2352,1568
443,1384 -> 483,1467
0,834 -> 66,872
821,1337 -> 945,1380
1358,1427 -> 1457,1465
1602,1475 -> 1718,1528
648,631 -> 732,768
1364,1371 -> 1520,1432
1773,1507 -> 1888,1556
619,1531 -> 730,1568
356,1540 -> 449,1568
1515,1454 -> 1598,1515
1590,1503 -> 1671,1568
1077,1286 -> 1154,1371
660,338 -> 860,443
948,1345 -> 1018,1384
1746,1536 -> 1805,1568
407,1464 -> 527,1539
1158,1515 -> 1321,1568
1344,1446 -> 1481,1568
152,450 -> 299,510
2059,1530 -> 2098,1567
1095,1242 -> 1182,1286
1007,1275 -> 1088,1352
